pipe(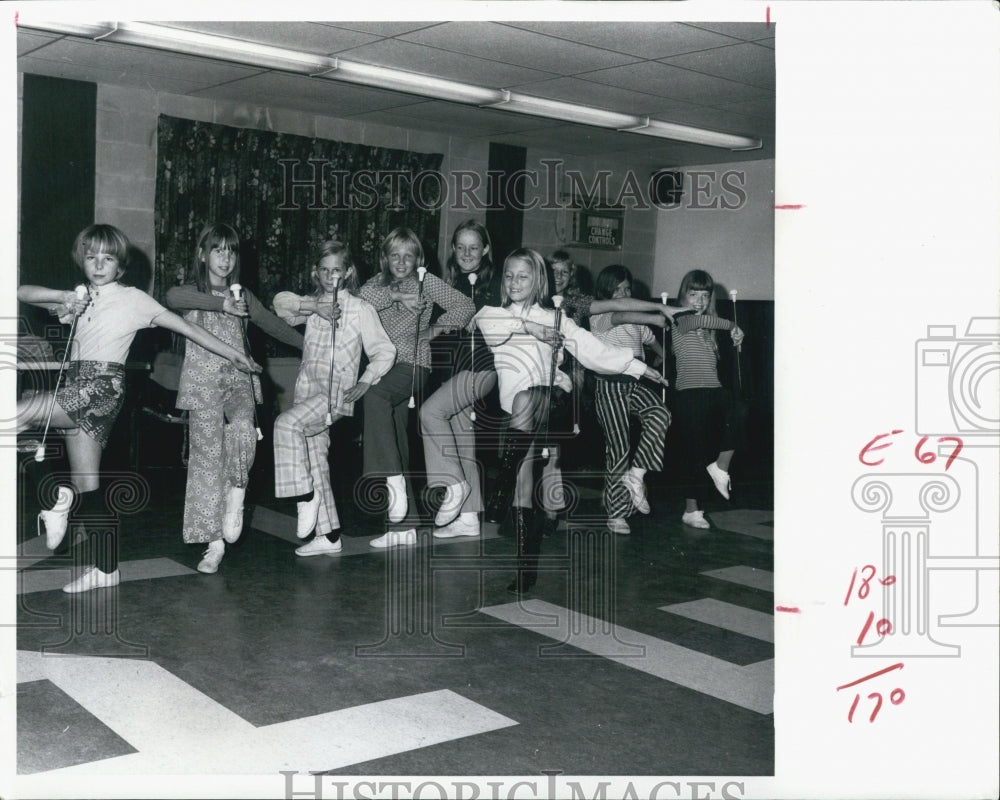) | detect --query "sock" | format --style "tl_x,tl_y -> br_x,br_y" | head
75,490 -> 118,574
322,531 -> 341,544
629,466 -> 647,480
207,539 -> 224,554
